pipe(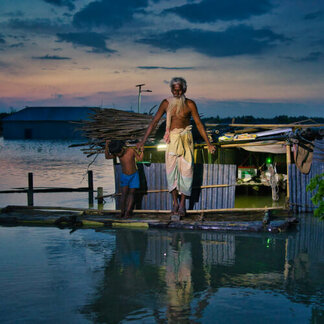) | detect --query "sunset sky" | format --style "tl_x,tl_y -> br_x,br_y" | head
0,0 -> 323,117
